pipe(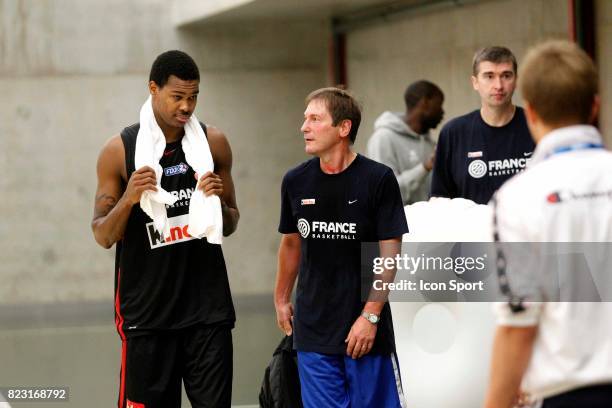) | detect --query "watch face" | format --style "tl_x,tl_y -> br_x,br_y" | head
362,312 -> 379,323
